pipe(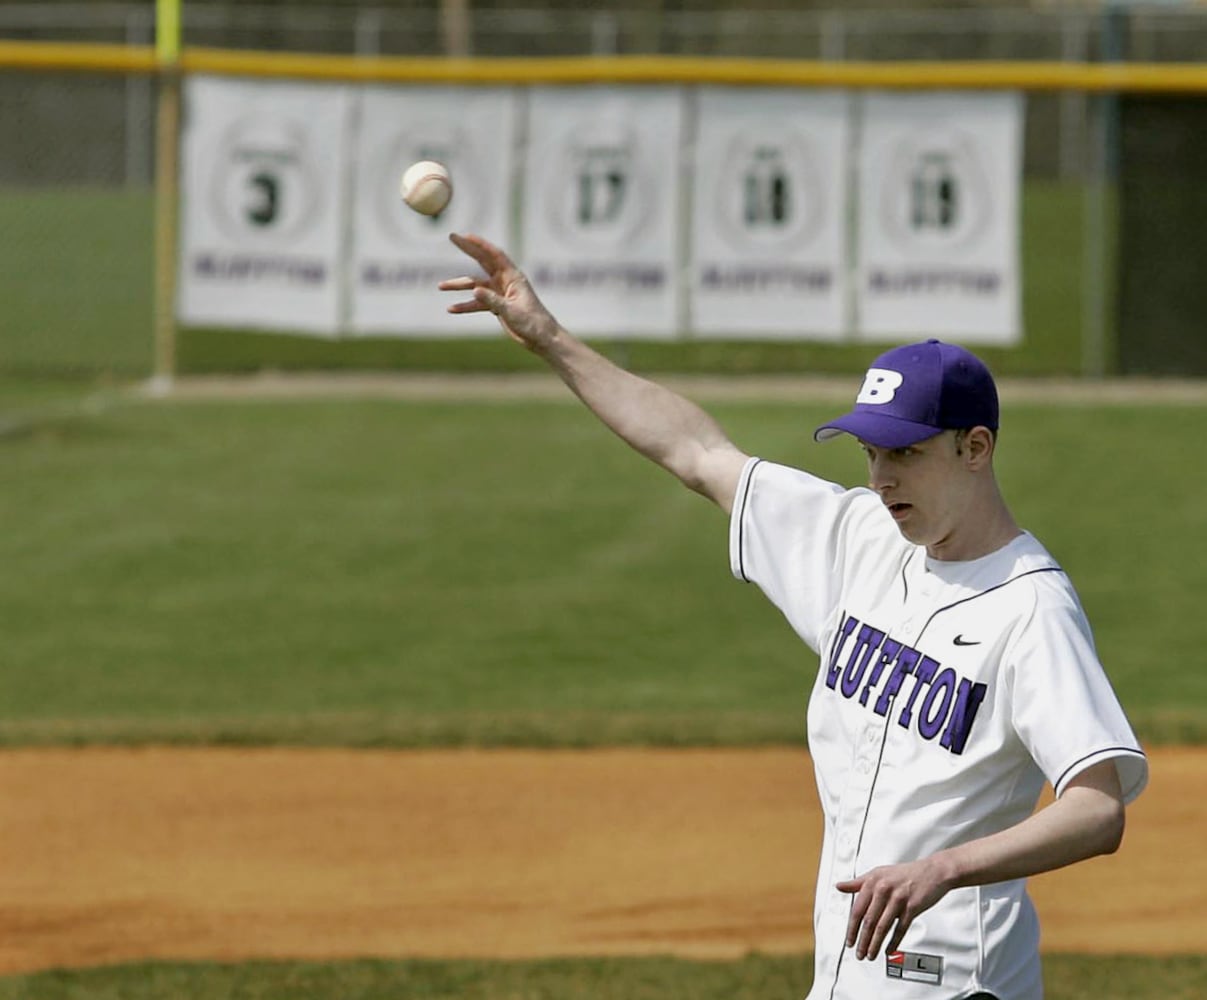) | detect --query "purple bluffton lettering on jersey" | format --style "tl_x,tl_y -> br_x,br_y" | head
825,614 -> 988,755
